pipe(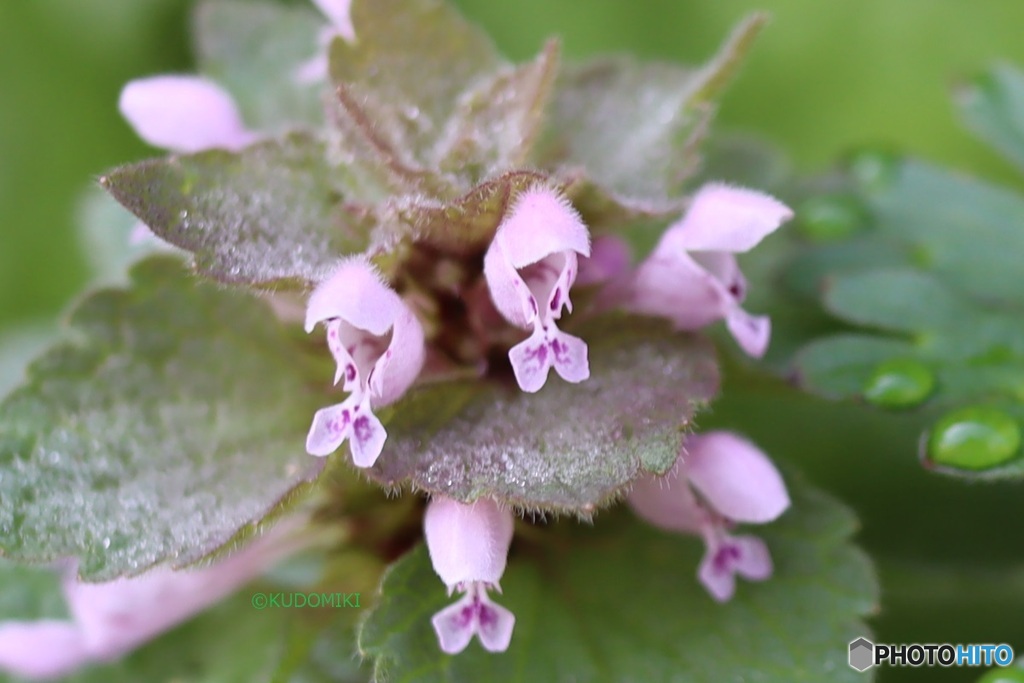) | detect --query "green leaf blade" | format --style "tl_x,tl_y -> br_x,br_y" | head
100,134 -> 370,289
0,258 -> 324,579
368,319 -> 719,513
359,473 -> 877,682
